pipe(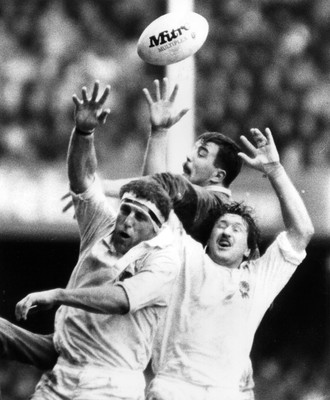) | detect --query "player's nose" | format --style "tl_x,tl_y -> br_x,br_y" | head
123,212 -> 135,227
